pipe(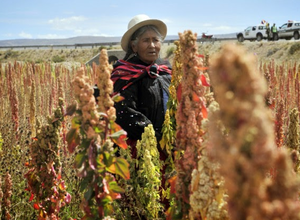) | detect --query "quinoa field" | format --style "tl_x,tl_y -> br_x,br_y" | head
0,33 -> 300,219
